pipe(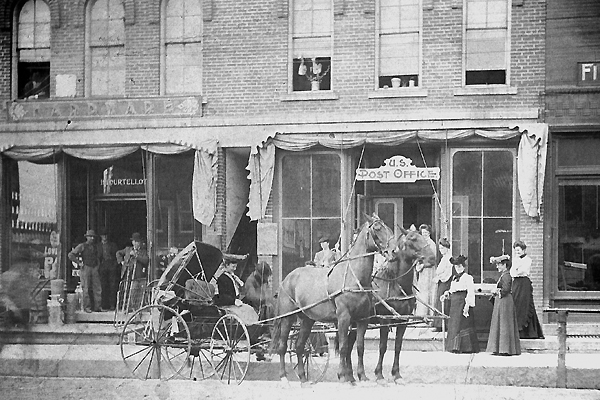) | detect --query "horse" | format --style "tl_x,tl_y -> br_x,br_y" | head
371,227 -> 437,383
269,213 -> 398,385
